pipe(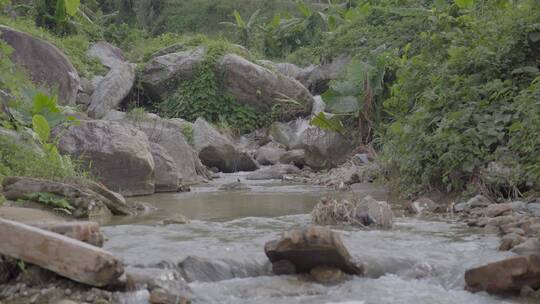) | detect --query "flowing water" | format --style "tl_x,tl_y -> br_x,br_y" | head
102,173 -> 530,304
